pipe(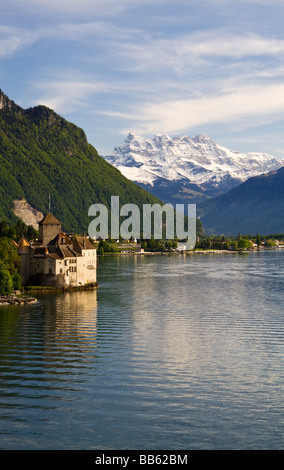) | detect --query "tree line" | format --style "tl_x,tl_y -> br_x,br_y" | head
97,238 -> 178,255
196,232 -> 282,250
0,219 -> 38,295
